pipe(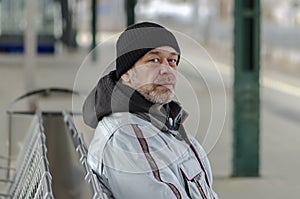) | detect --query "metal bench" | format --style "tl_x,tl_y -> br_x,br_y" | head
63,112 -> 114,199
1,113 -> 53,199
